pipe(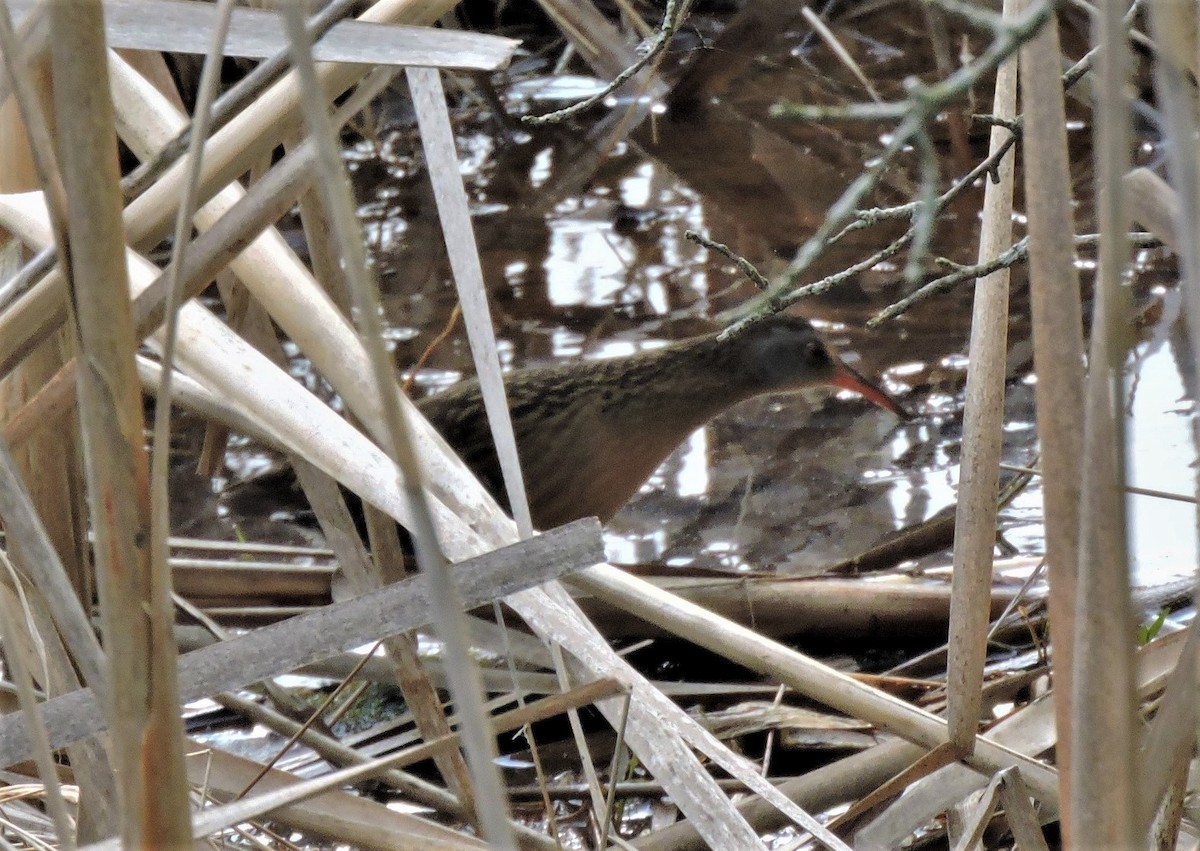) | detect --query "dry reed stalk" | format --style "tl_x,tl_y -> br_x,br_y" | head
0,17 -> 116,841
1124,167 -> 1181,251
192,140 -> 273,477
214,690 -> 561,850
1149,745 -> 1191,850
408,67 -> 534,538
0,559 -> 114,841
283,7 -> 492,829
0,447 -> 106,695
944,0 -> 1019,755
829,742 -> 962,834
132,358 -> 282,454
293,153 -> 346,310
179,679 -> 623,846
47,1 -> 190,844
578,573 -> 1042,640
572,564 -> 1060,801
633,737 -> 925,851
101,23 -> 802,849
1138,1 -> 1200,839
951,767 -> 1050,851
0,568 -> 73,847
1016,0 -> 1085,823
0,32 -> 106,841
1068,0 -> 1138,843
0,355 -> 112,847
298,458 -> 483,820
857,625 -> 1192,846
107,52 -> 509,538
185,745 -> 491,850
1139,627 -> 1199,832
